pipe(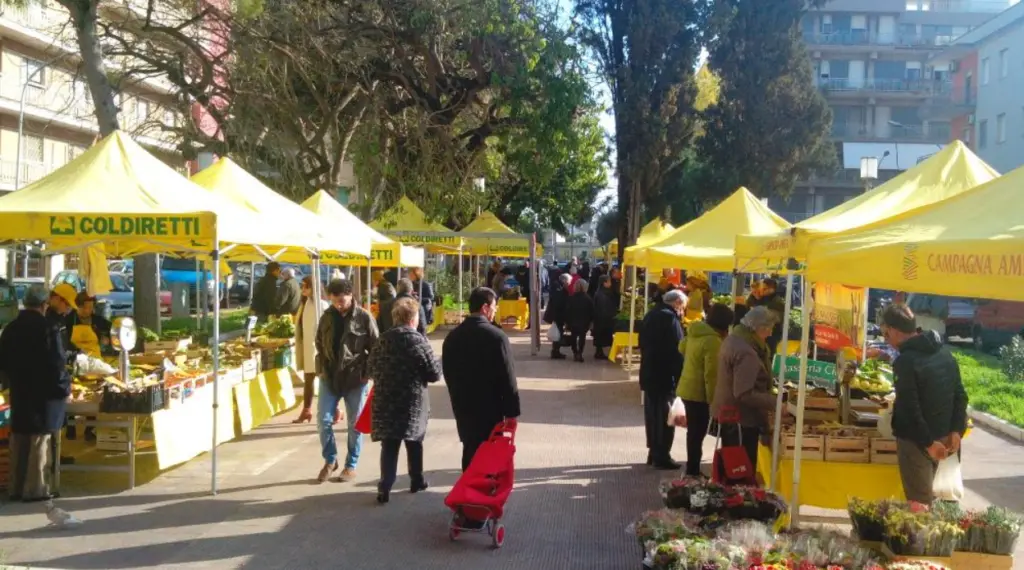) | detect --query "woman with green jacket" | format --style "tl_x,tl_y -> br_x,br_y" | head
676,303 -> 734,476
